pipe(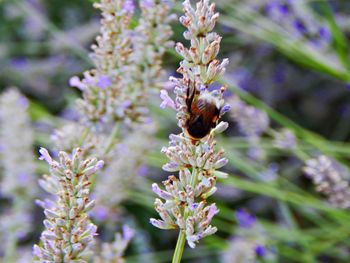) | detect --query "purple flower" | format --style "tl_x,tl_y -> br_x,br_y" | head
141,0 -> 154,8
122,100 -> 132,109
207,204 -> 219,221
32,245 -> 42,257
92,206 -> 109,221
235,209 -> 256,229
123,0 -> 135,13
255,244 -> 266,257
319,27 -> 331,41
160,89 -> 176,110
220,104 -> 231,115
97,75 -> 112,89
293,20 -> 307,34
122,225 -> 135,241
17,172 -> 29,184
69,76 -> 85,90
38,147 -> 53,165
190,203 -> 199,210
11,58 -> 27,69
278,4 -> 289,15
18,96 -> 29,108
137,165 -> 149,177
95,160 -> 105,170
